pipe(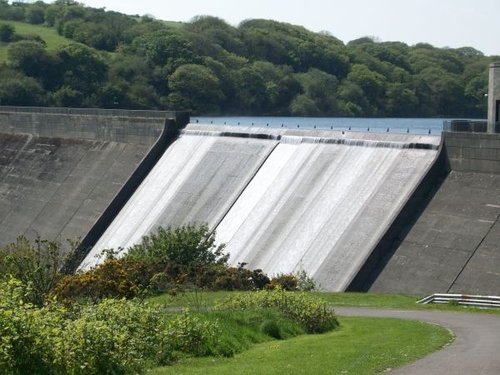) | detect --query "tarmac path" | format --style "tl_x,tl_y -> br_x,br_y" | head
335,307 -> 500,375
